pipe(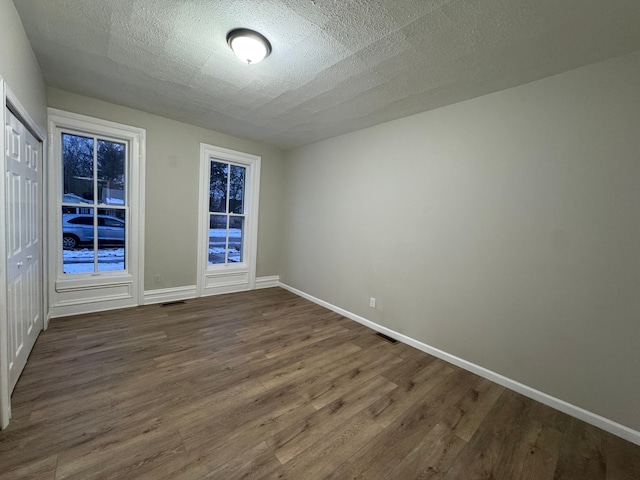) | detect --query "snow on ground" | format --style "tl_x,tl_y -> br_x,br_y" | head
63,247 -> 125,274
208,246 -> 241,263
64,228 -> 243,274
209,228 -> 242,262
209,228 -> 242,238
